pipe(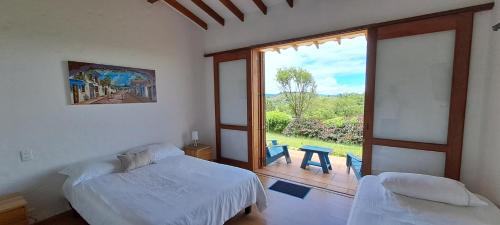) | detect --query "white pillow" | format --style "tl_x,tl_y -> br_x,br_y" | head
59,155 -> 120,186
379,172 -> 488,207
59,143 -> 183,186
126,143 -> 184,162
